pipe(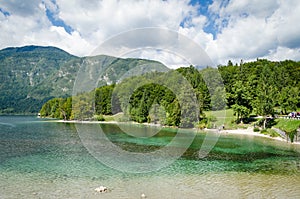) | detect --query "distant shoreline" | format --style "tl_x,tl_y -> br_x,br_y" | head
50,119 -> 300,145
